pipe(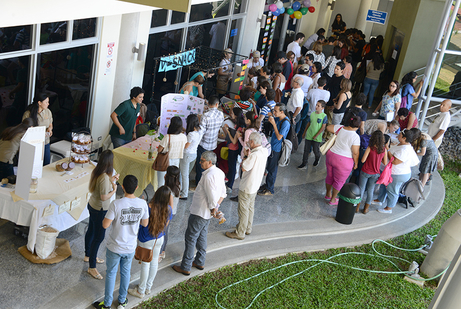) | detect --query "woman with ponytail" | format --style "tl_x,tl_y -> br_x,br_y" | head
23,93 -> 53,165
